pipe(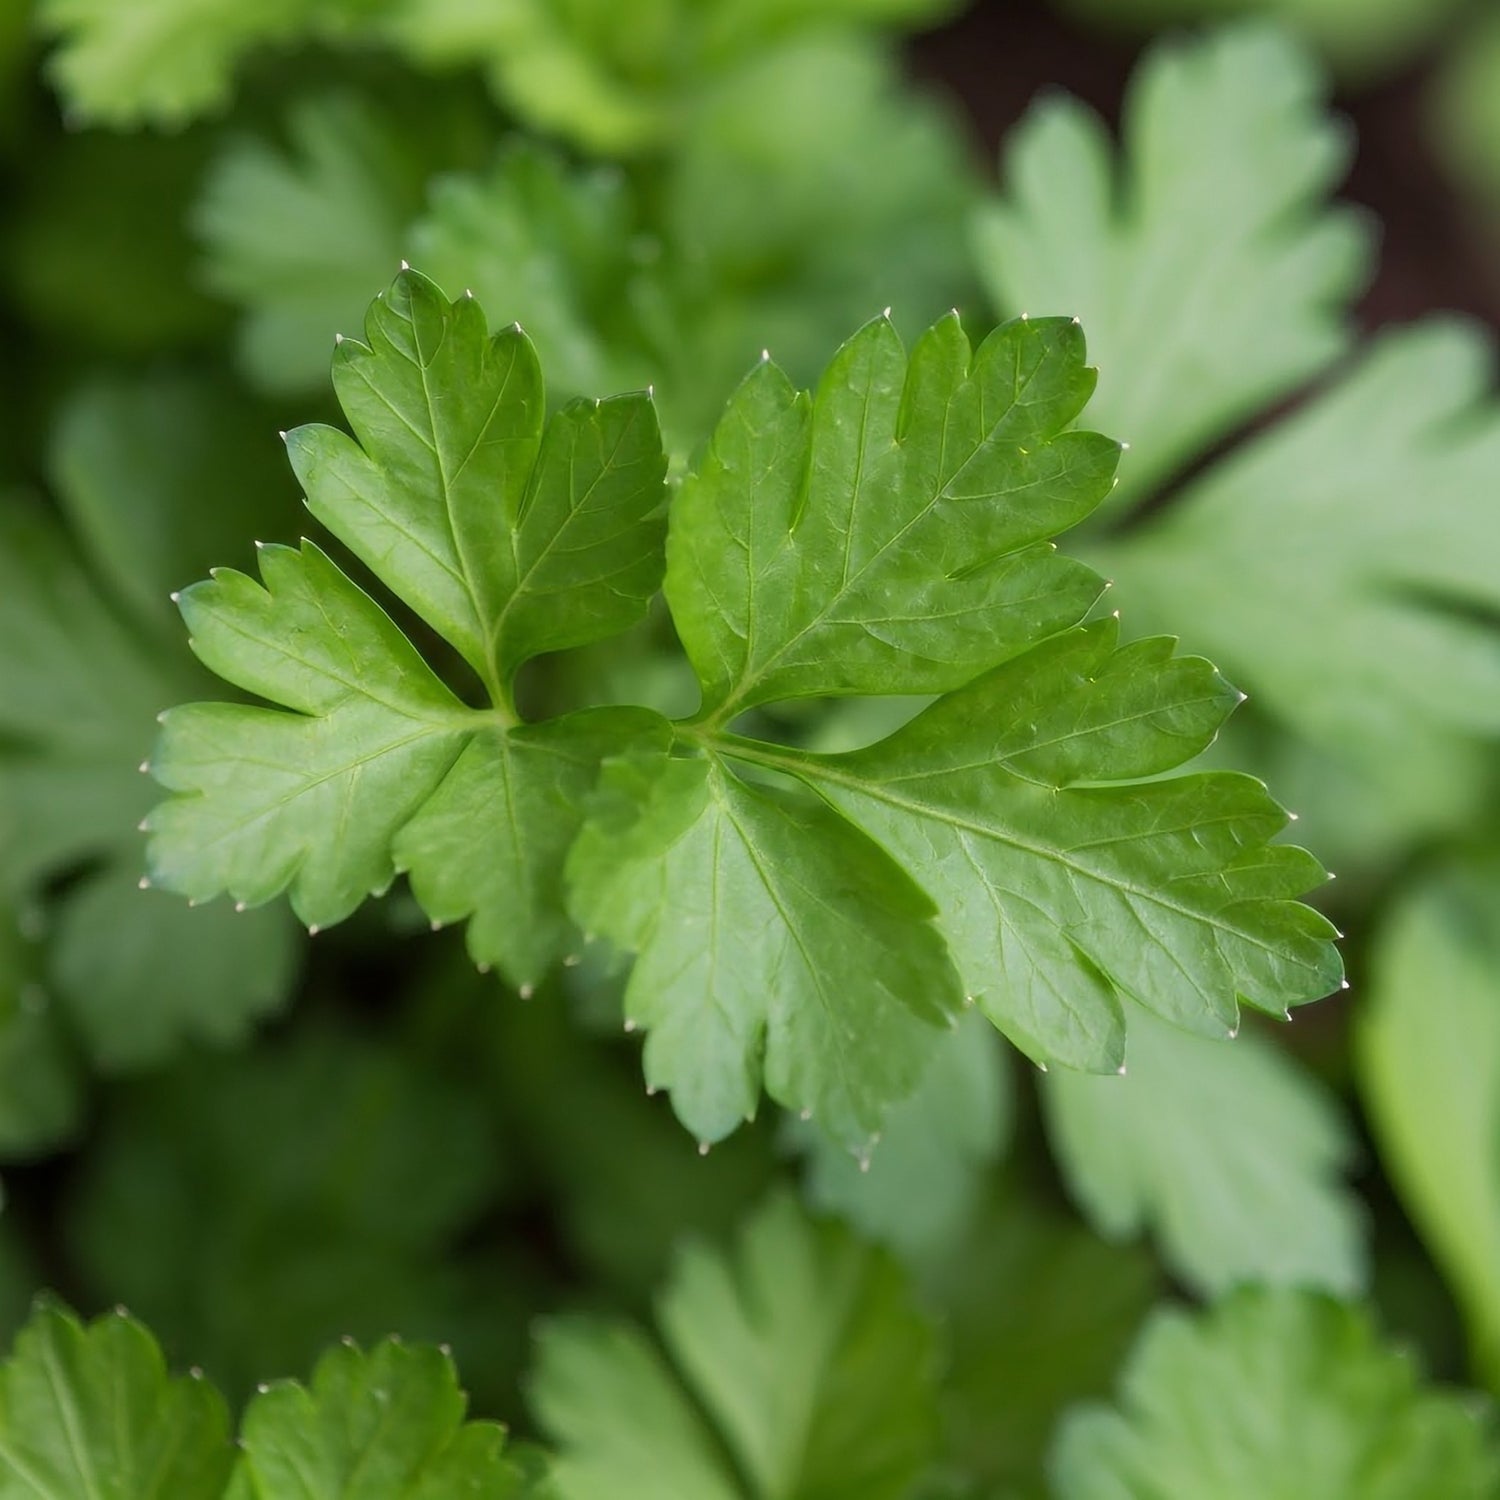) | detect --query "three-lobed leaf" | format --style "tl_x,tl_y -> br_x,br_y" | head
148,270 -> 668,986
